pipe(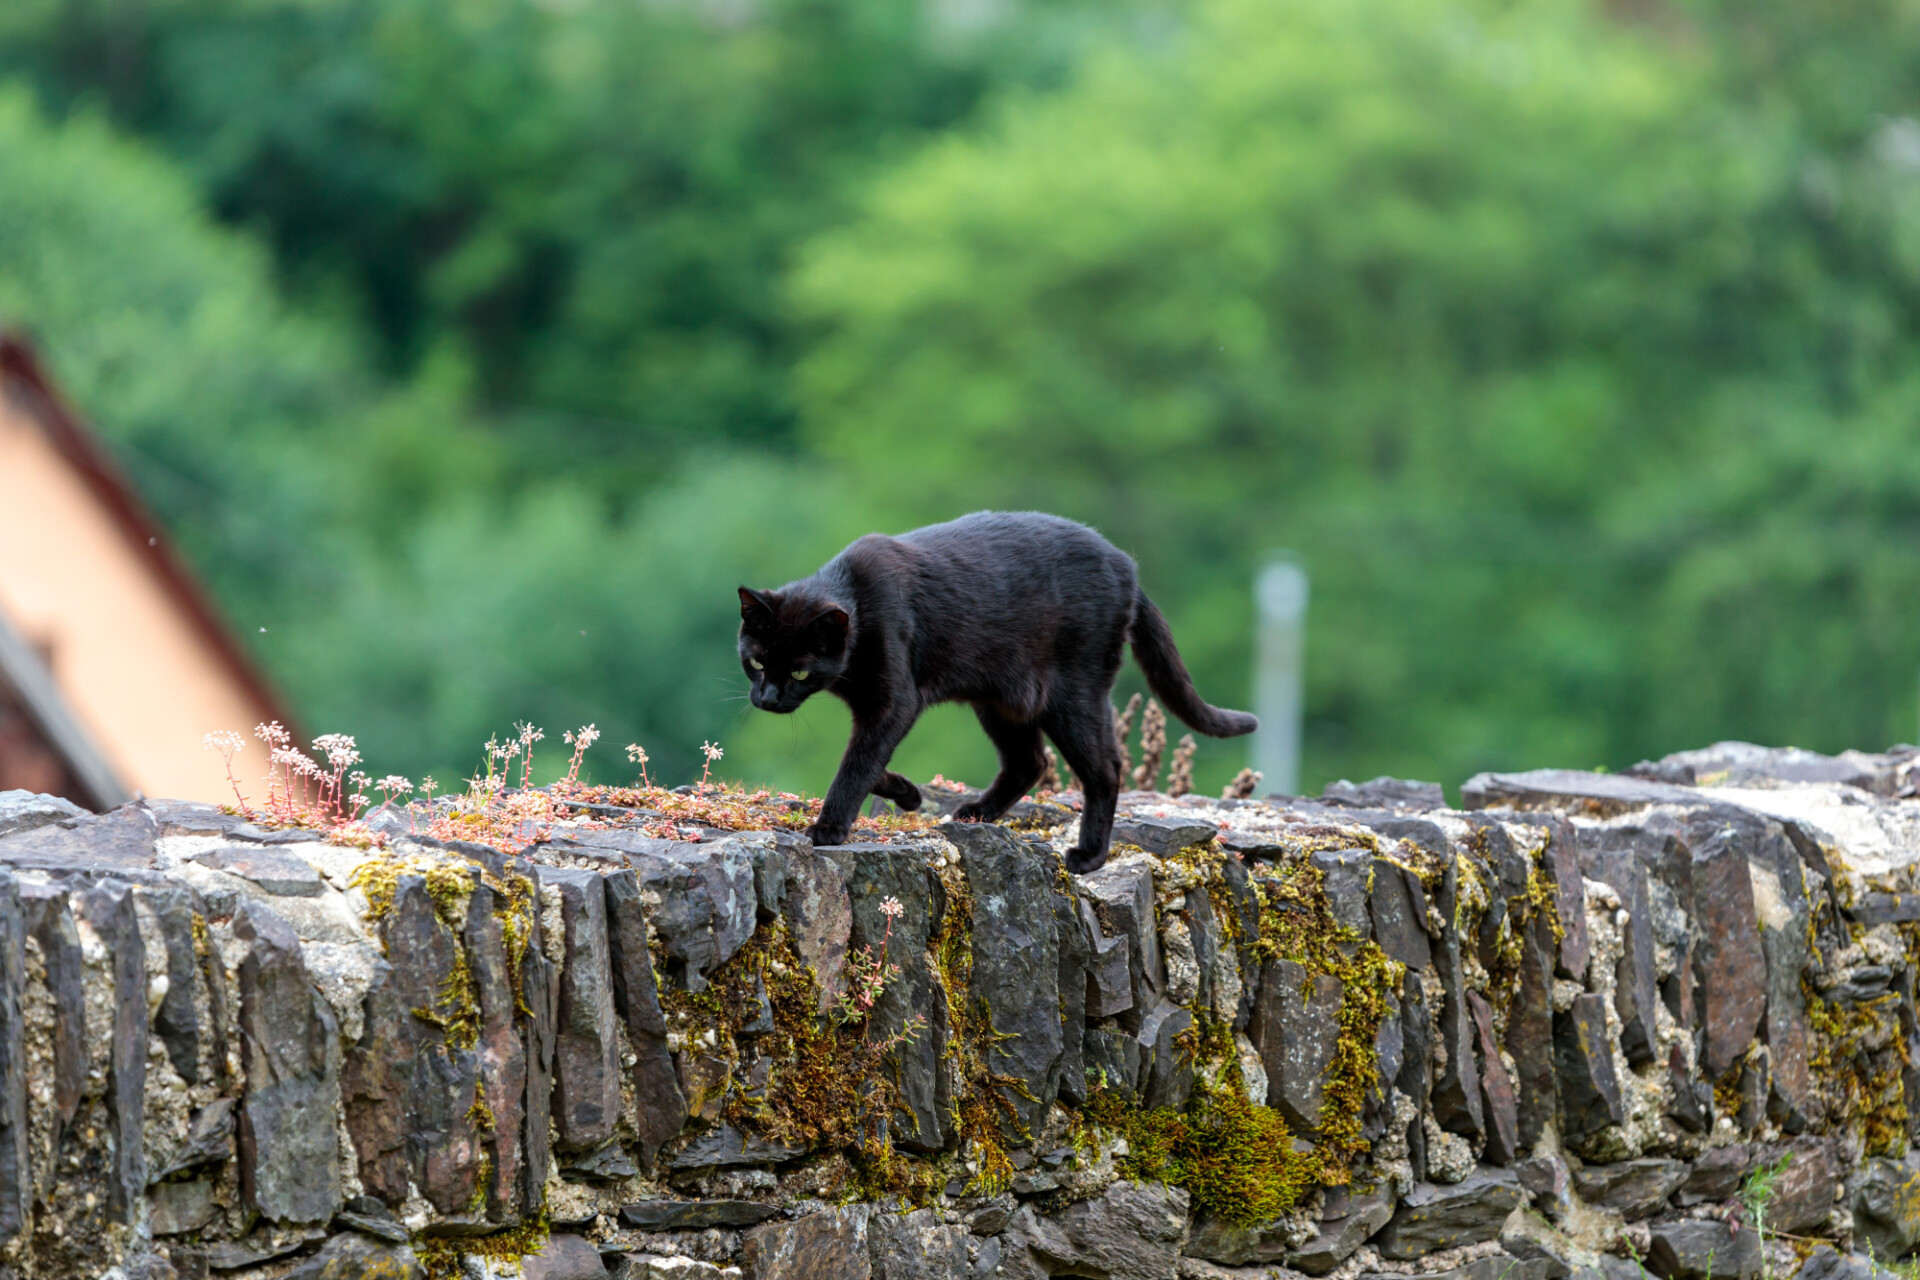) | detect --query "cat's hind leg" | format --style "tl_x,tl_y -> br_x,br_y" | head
1041,693 -> 1123,875
953,706 -> 1046,823
871,771 -> 923,811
